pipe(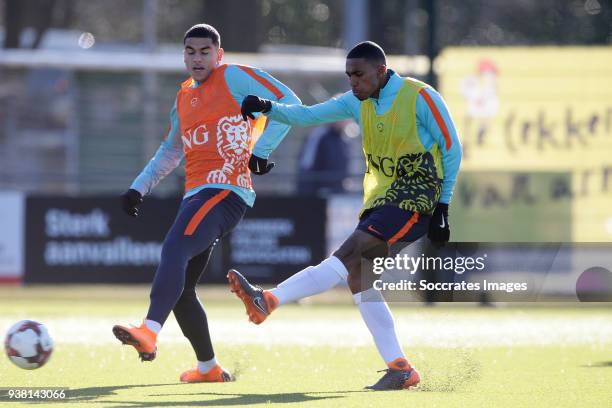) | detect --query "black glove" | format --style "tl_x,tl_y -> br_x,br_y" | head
249,154 -> 275,175
120,188 -> 143,217
241,95 -> 272,121
427,203 -> 450,246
